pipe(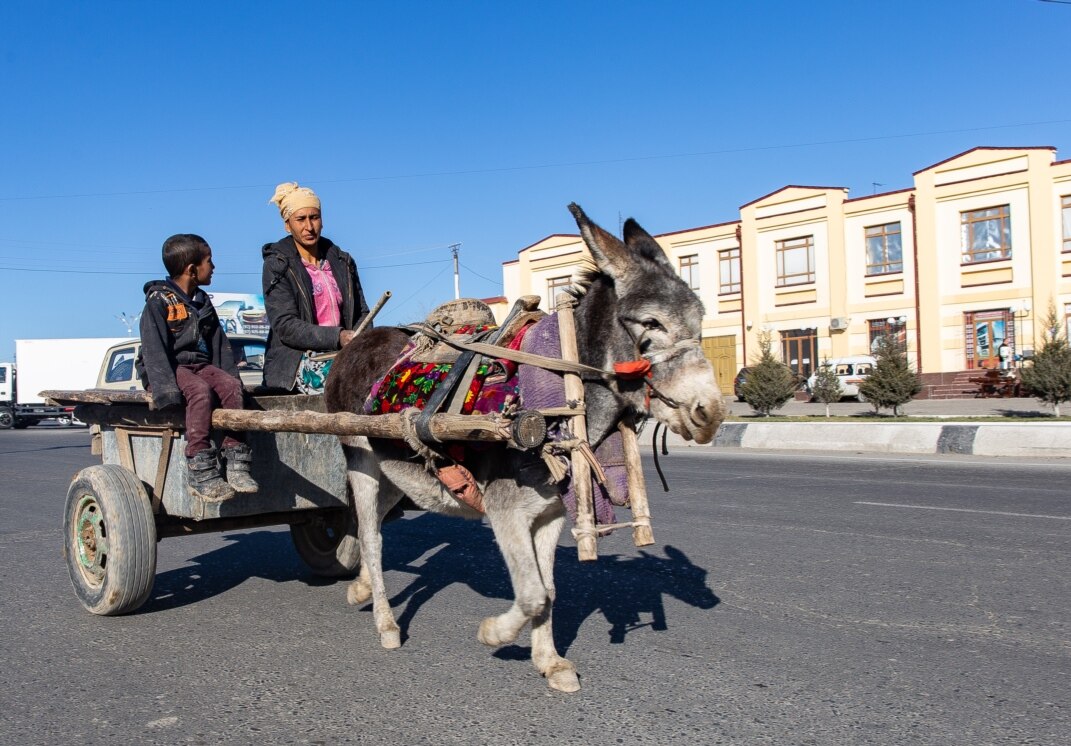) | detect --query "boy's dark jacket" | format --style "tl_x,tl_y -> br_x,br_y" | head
261,235 -> 370,390
137,279 -> 239,409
